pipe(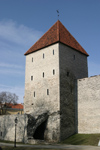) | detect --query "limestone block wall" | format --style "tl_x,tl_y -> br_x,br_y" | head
59,43 -> 88,140
0,114 -> 28,142
24,43 -> 60,142
24,43 -> 60,114
59,43 -> 88,80
44,112 -> 60,142
0,113 -> 60,143
78,75 -> 100,133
